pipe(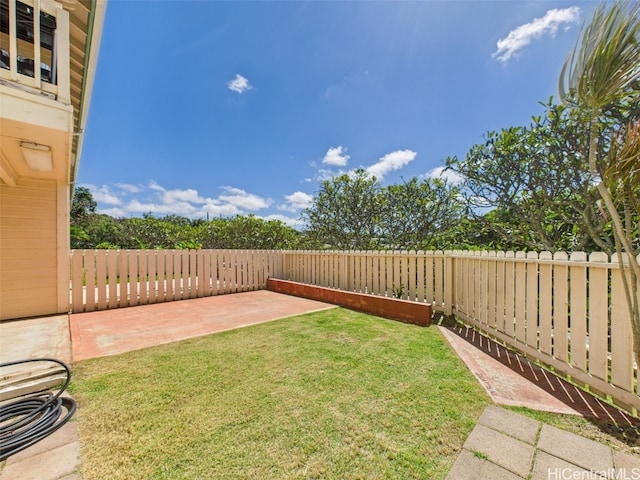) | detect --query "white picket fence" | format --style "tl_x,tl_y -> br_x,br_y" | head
69,248 -> 639,413
69,249 -> 282,312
